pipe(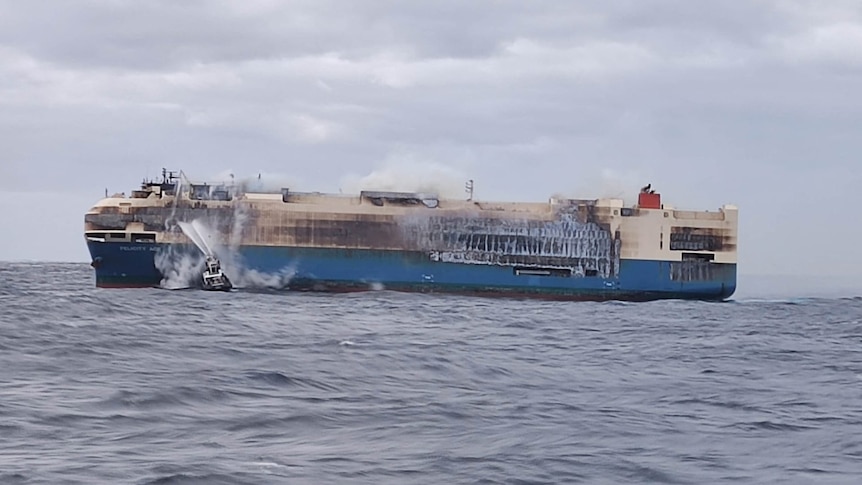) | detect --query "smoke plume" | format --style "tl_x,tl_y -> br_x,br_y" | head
340,158 -> 470,198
